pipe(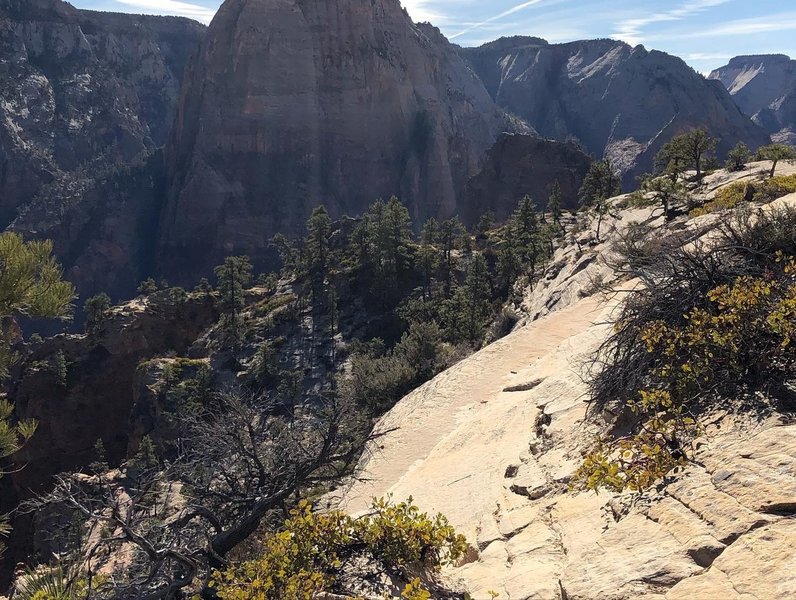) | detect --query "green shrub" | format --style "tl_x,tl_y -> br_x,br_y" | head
691,174 -> 796,216
210,497 -> 467,600
576,256 -> 796,492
